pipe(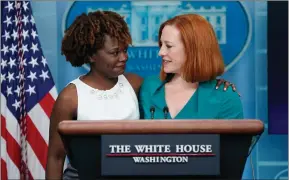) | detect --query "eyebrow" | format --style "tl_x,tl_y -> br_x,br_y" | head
108,47 -> 119,51
161,40 -> 173,44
